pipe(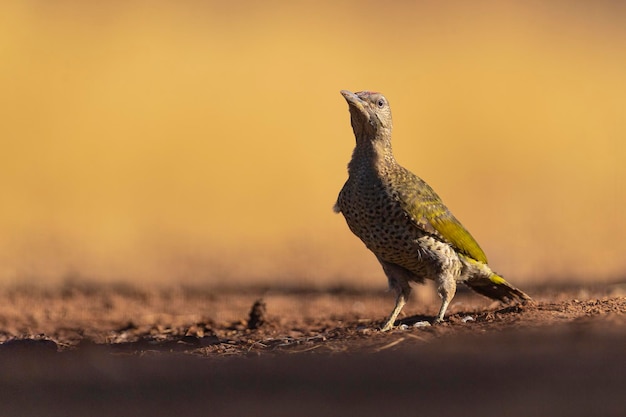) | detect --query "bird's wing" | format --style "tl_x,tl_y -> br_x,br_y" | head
397,174 -> 488,264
